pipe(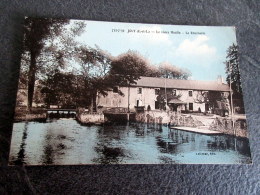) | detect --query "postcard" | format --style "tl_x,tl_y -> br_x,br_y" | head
9,18 -> 252,165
